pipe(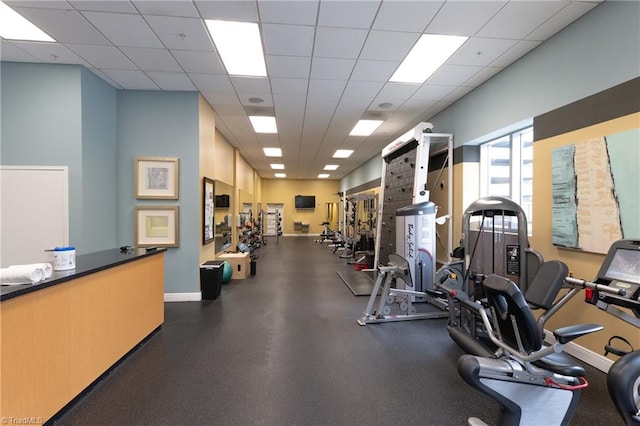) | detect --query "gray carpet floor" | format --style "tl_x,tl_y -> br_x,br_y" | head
57,236 -> 623,425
